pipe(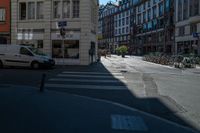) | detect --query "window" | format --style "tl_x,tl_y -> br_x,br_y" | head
122,18 -> 125,25
159,2 -> 164,16
138,14 -> 141,24
143,12 -> 146,22
73,0 -> 80,18
28,2 -> 35,19
183,0 -> 188,20
190,24 -> 197,34
126,17 -> 129,25
147,9 -> 151,20
138,5 -> 141,12
63,0 -> 70,18
148,1 -> 150,7
19,3 -> 26,20
190,0 -> 199,17
122,28 -> 125,34
20,47 -> 33,56
0,8 -> 5,22
178,0 -> 183,21
53,1 -> 62,19
37,2 -> 44,19
143,4 -> 146,10
126,27 -> 129,33
153,6 -> 157,18
179,26 -> 185,36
